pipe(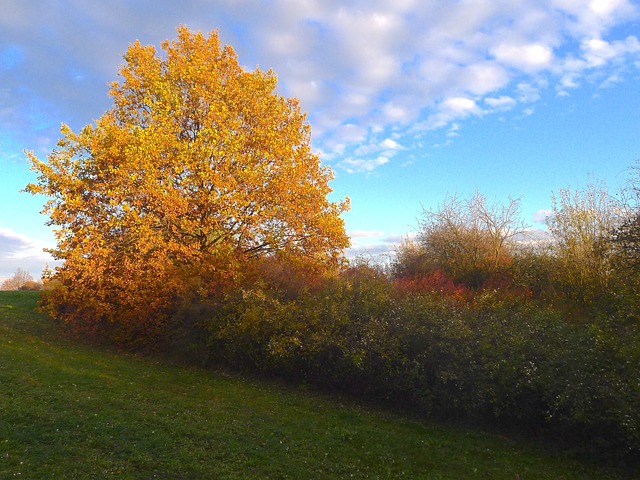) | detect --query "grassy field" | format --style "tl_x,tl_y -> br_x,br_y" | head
0,291 -> 630,479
